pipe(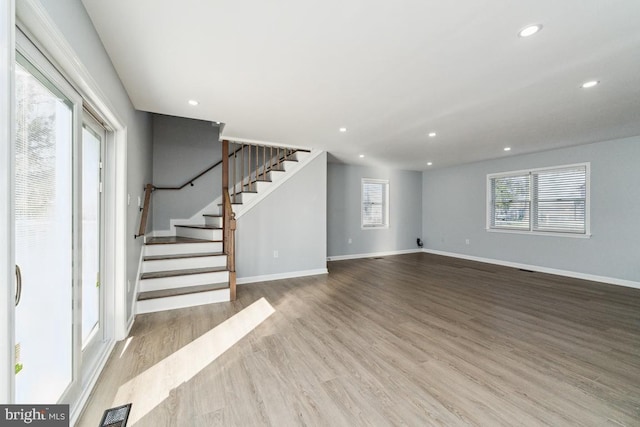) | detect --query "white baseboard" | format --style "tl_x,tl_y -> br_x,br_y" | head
237,268 -> 328,285
327,249 -> 423,261
422,249 -> 640,290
